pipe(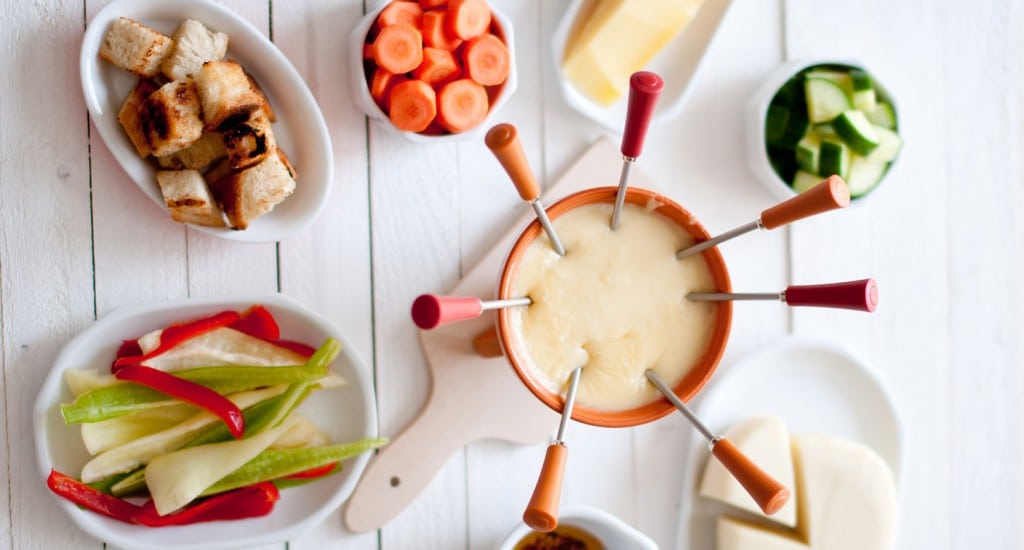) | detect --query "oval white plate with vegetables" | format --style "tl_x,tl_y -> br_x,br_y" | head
34,294 -> 382,550
80,0 -> 333,242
